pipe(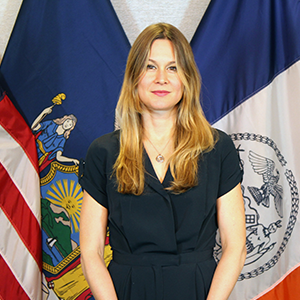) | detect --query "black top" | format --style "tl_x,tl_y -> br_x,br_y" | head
79,129 -> 243,300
